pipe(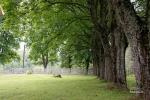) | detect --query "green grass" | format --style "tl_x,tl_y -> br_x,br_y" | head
127,74 -> 136,88
0,74 -> 134,100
